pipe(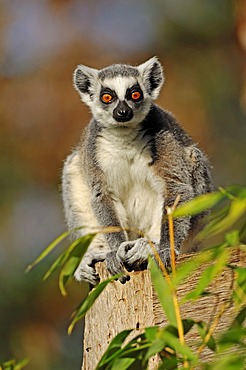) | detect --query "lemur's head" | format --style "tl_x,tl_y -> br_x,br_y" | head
73,57 -> 164,127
